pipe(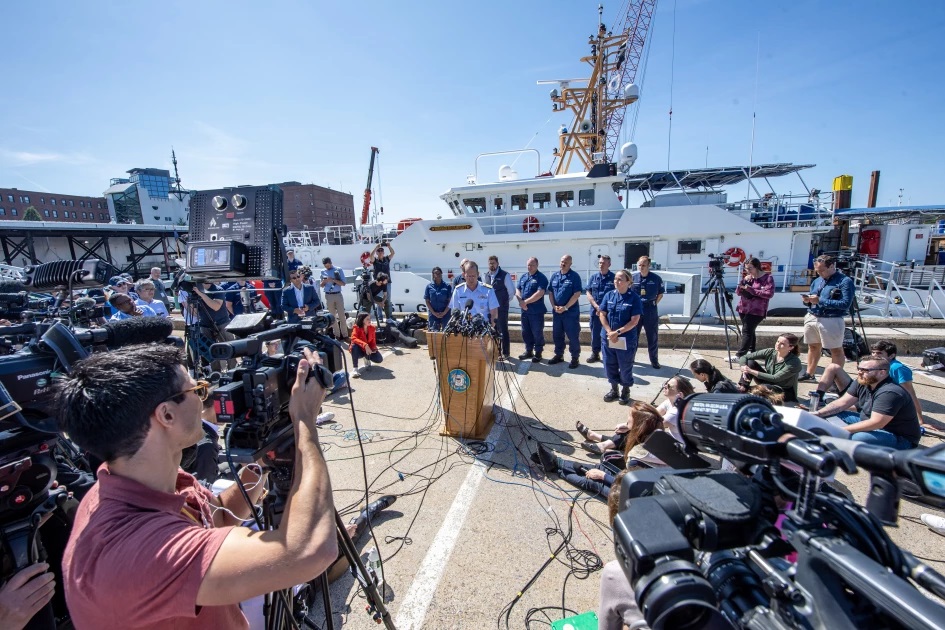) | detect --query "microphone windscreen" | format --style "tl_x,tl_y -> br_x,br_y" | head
102,317 -> 174,349
74,297 -> 97,308
464,298 -> 474,309
0,280 -> 27,294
